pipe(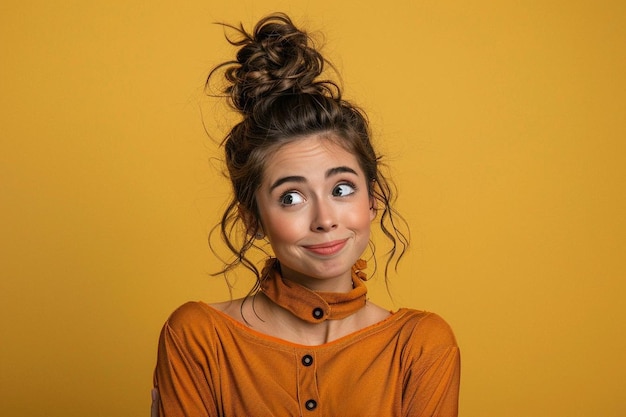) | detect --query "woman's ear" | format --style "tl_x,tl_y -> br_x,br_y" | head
368,180 -> 378,221
238,204 -> 265,239
369,196 -> 377,221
